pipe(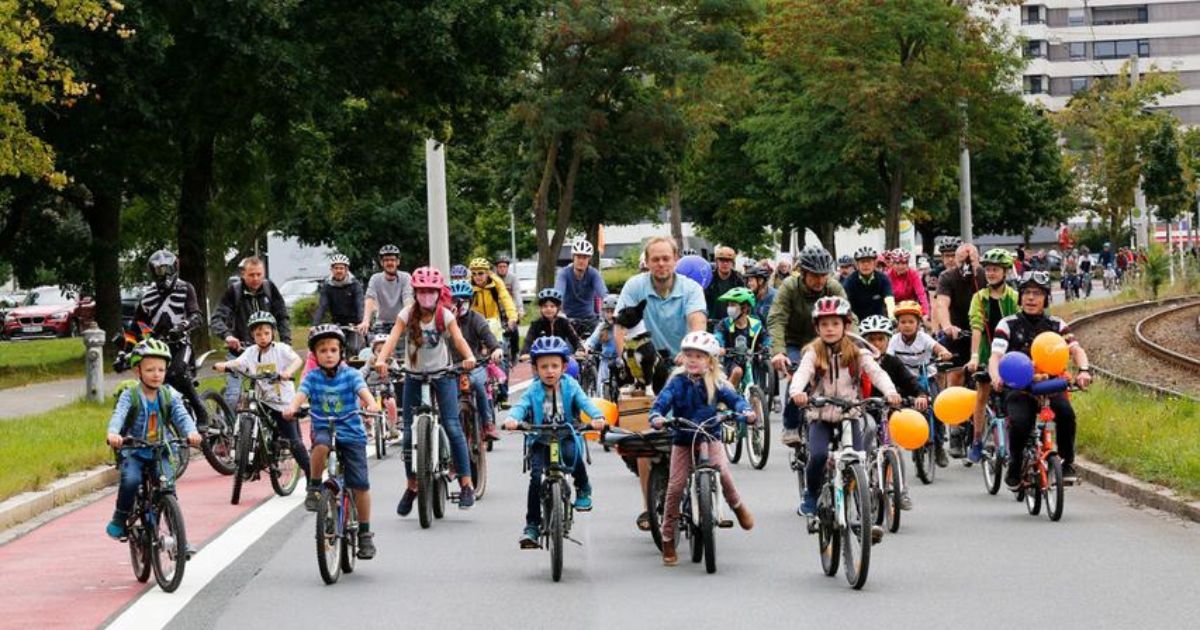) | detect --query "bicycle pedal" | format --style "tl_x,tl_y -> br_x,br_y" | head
717,519 -> 734,529
805,518 -> 819,534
